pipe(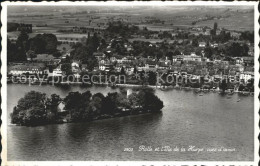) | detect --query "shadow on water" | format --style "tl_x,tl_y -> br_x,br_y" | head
63,112 -> 163,142
10,112 -> 164,145
54,84 -> 72,91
